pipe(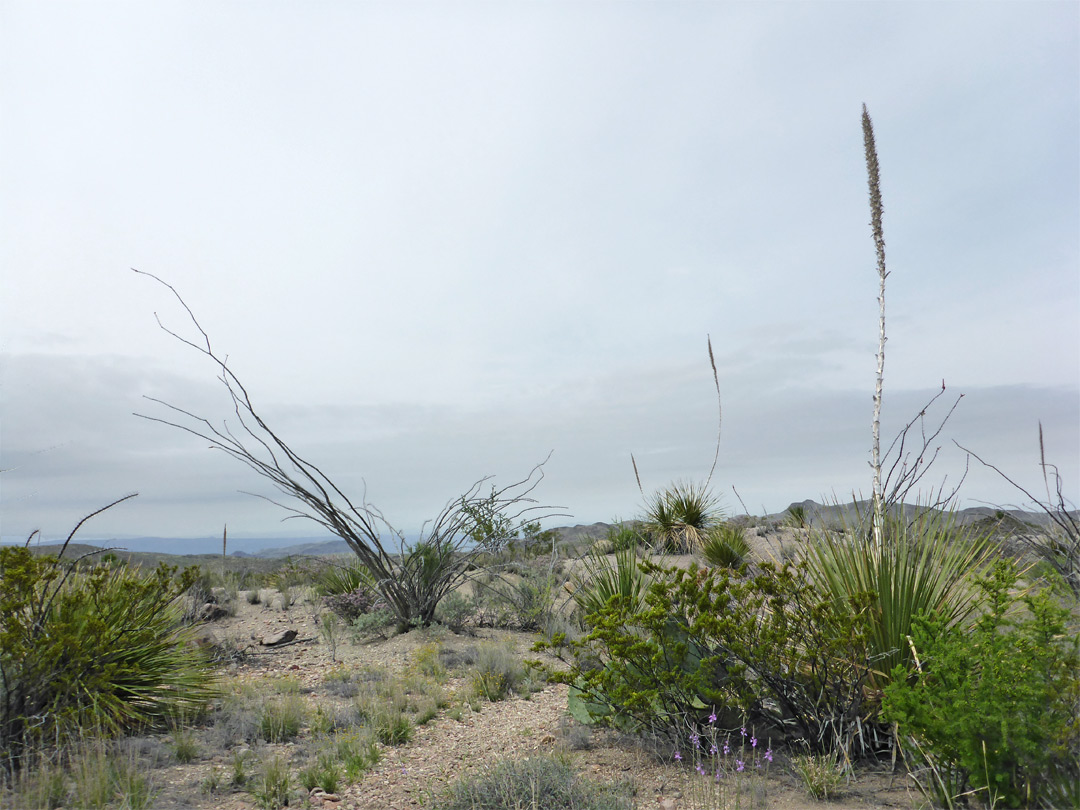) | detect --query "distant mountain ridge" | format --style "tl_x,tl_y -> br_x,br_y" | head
10,501 -> 1069,560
